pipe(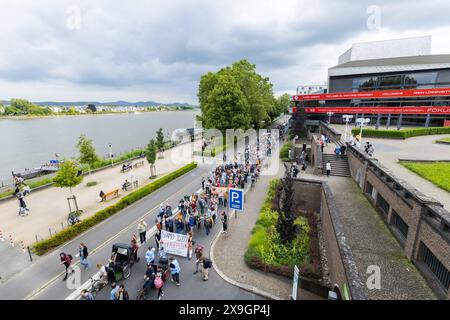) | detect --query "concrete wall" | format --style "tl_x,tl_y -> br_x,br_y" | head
292,178 -> 366,300
346,143 -> 450,299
